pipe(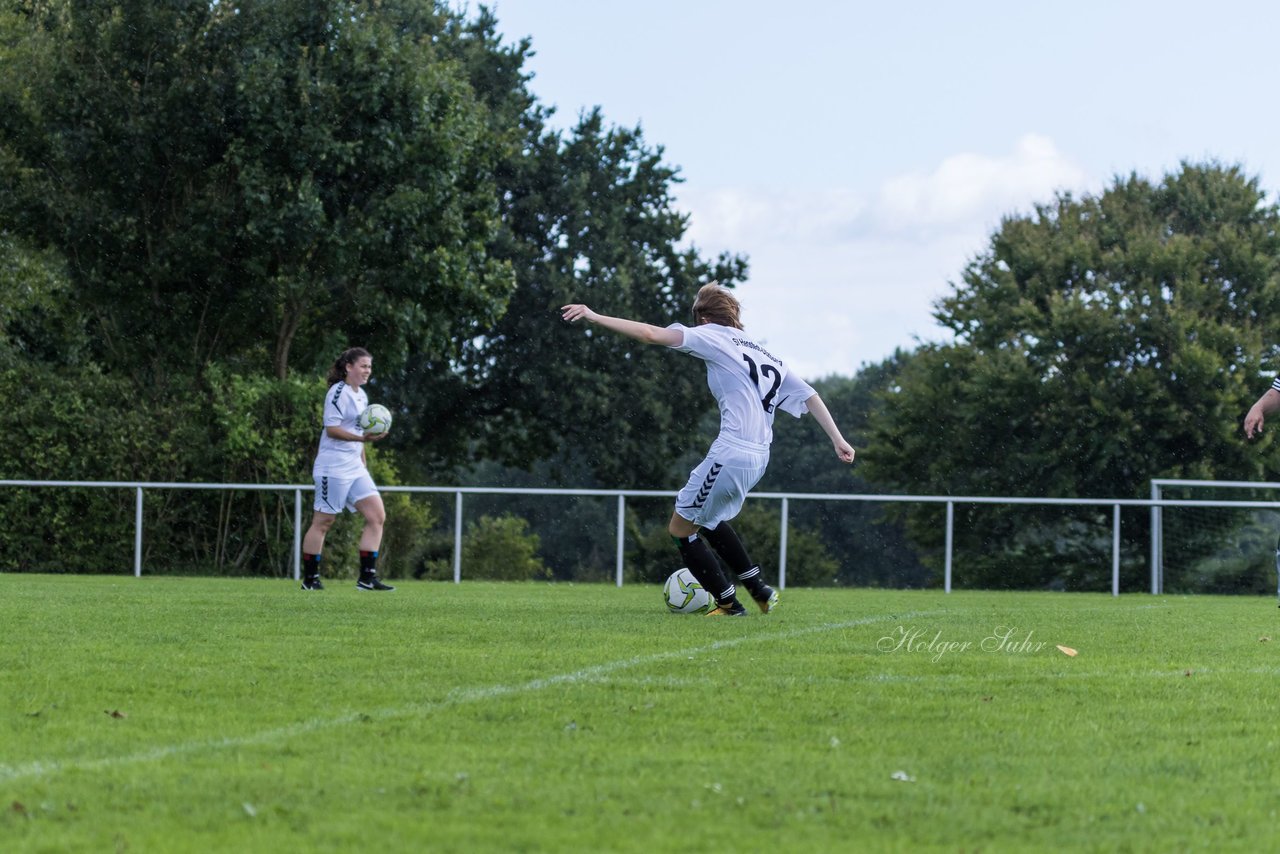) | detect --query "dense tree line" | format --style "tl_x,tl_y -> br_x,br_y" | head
862,164 -> 1280,590
0,1 -> 739,576
3,2 -> 1278,590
